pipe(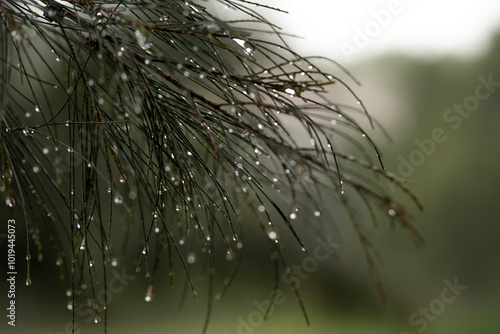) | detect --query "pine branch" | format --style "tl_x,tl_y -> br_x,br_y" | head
0,1 -> 422,332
